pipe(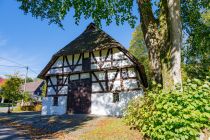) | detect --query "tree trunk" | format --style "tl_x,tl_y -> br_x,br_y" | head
148,44 -> 162,84
1,97 -> 4,103
167,0 -> 182,90
159,0 -> 174,91
137,0 -> 162,85
138,0 -> 182,90
11,100 -> 14,111
7,101 -> 11,114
